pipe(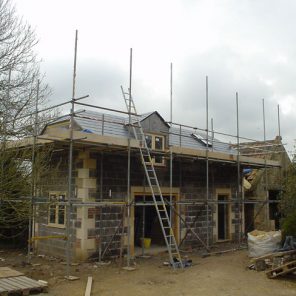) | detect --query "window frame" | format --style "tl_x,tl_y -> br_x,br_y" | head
48,191 -> 67,228
144,133 -> 165,166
